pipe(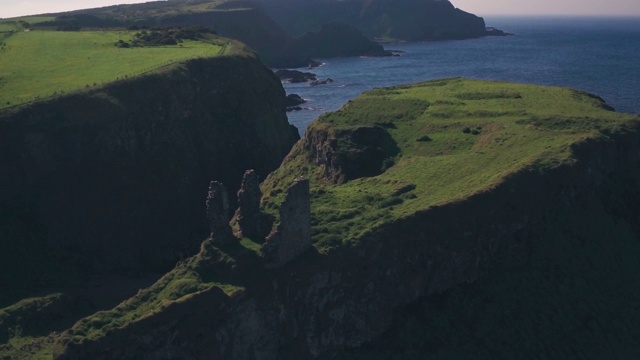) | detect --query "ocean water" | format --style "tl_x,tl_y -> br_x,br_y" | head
283,16 -> 640,133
